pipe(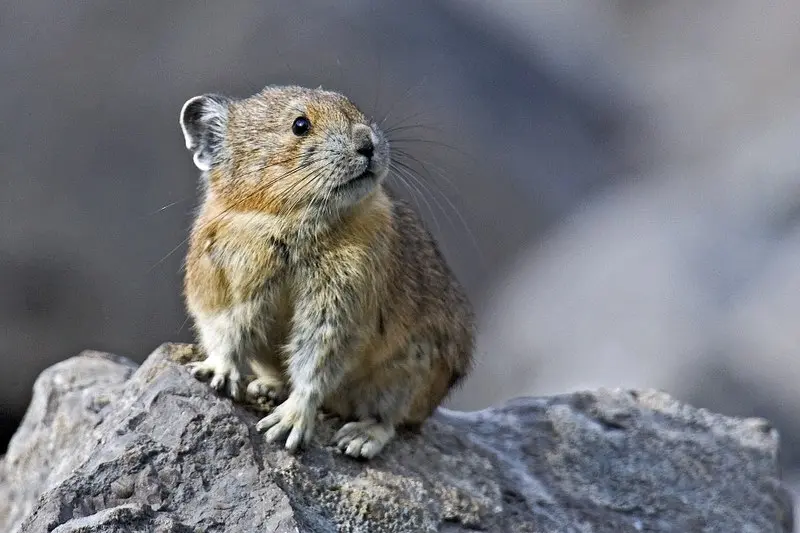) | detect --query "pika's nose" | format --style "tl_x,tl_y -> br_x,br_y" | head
356,138 -> 374,159
353,126 -> 374,159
